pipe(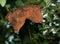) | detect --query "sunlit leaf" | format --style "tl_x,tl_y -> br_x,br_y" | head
0,0 -> 6,7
